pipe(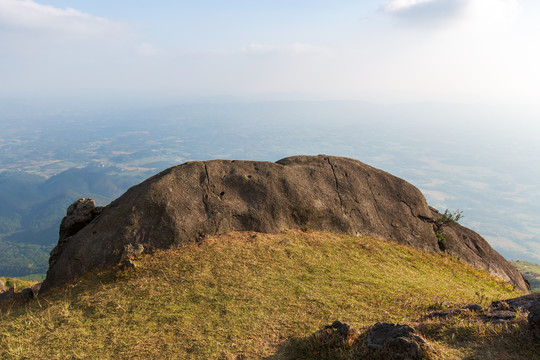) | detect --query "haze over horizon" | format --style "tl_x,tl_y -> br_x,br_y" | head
1,0 -> 539,107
